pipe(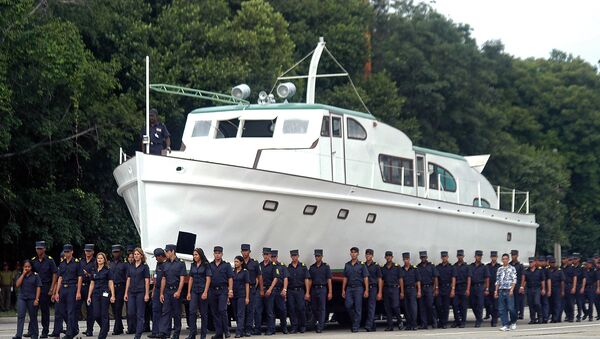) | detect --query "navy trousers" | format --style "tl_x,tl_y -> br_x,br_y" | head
526,287 -> 542,322
549,288 -> 563,322
470,285 -> 485,325
256,289 -> 275,334
383,286 -> 401,328
287,289 -> 306,331
36,285 -> 51,336
92,293 -> 110,339
245,286 -> 257,333
584,286 -> 596,319
209,287 -> 229,336
17,299 -> 38,338
112,283 -> 126,333
310,286 -> 327,331
404,287 -> 418,328
188,291 -> 209,337
575,286 -> 584,319
436,286 -> 452,327
485,292 -> 498,325
419,285 -> 437,327
344,286 -> 364,331
151,291 -> 161,336
127,292 -> 146,337
76,283 -> 94,334
541,292 -> 550,321
563,284 -> 575,321
160,289 -> 181,336
59,284 -> 77,337
273,287 -> 287,331
364,285 -> 377,330
233,297 -> 246,336
452,286 -> 468,326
